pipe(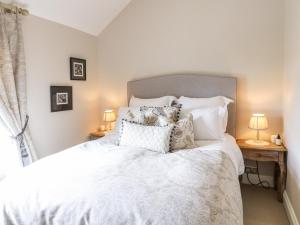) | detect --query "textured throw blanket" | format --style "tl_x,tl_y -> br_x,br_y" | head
0,139 -> 243,225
